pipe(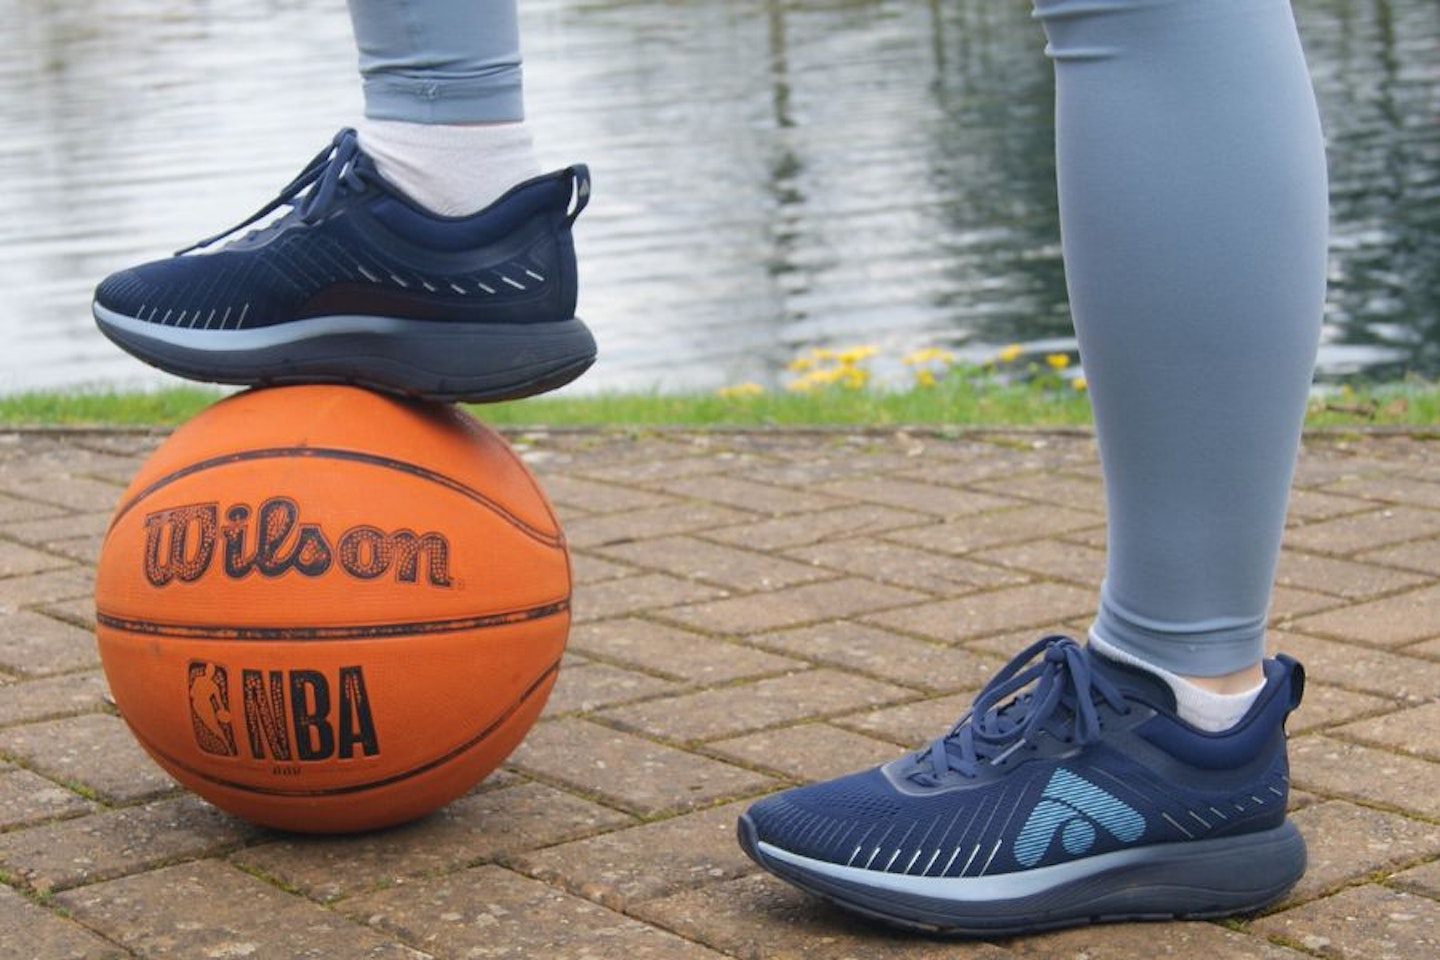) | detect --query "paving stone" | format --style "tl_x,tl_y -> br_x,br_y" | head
45,534 -> 103,566
1283,506 -> 1440,556
0,713 -> 176,804
1290,735 -> 1440,819
968,471 -> 1108,515
1283,800 -> 1440,907
571,618 -> 802,684
0,609 -> 101,677
600,668 -> 913,743
57,859 -> 429,959
232,780 -> 633,903
0,476 -> 124,514
511,798 -> 758,910
0,766 -> 97,829
0,670 -> 111,726
703,503 -> 930,551
540,473 -> 678,514
648,474 -> 851,516
631,871 -> 1015,960
786,538 -> 1028,595
343,863 -> 727,959
595,534 -> 835,591
660,577 -> 927,635
1289,584 -> 1440,648
1273,551 -> 1430,600
0,493 -> 69,525
1250,884 -> 1440,960
0,539 -> 72,579
1320,474 -> 1440,510
748,621 -> 1006,692
542,660 -> 682,715
863,581 -> 1096,643
564,502 -> 755,550
1287,487 -> 1385,523
1267,632 -> 1440,703
884,505 -> 1104,556
967,539 -> 1106,589
572,571 -> 729,622
834,690 -> 976,748
0,884 -> 129,960
575,452 -> 746,485
0,567 -> 93,610
707,722 -> 905,782
1011,920 -> 1308,958
0,510 -> 112,546
1269,584 -> 1345,623
814,476 -> 1017,518
0,795 -> 258,894
1390,859 -> 1440,900
571,550 -> 639,585
1333,701 -> 1440,762
1287,682 -> 1396,734
1357,538 -> 1440,576
509,717 -> 775,816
